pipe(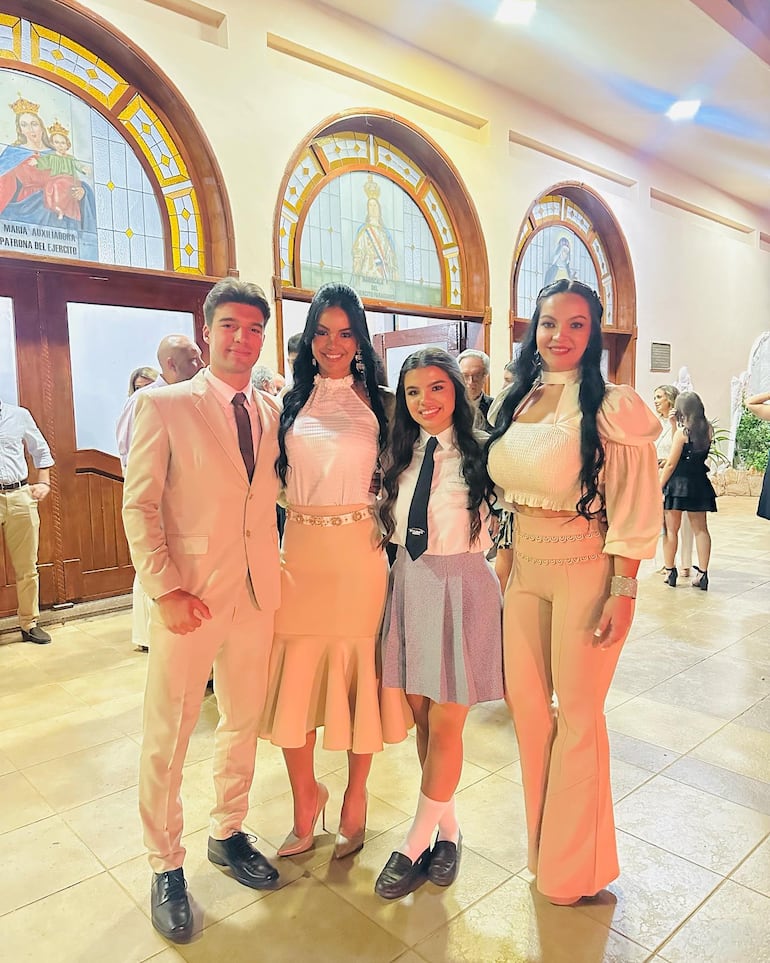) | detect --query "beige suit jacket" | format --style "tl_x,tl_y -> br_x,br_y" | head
122,369 -> 281,614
